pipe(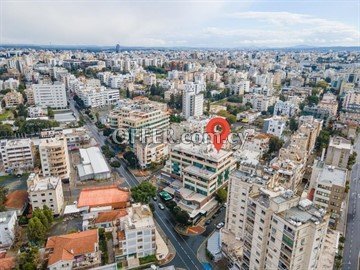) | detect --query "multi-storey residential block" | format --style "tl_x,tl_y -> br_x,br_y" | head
262,116 -> 286,137
2,90 -> 24,108
107,97 -> 169,144
27,173 -> 64,215
182,83 -> 204,119
226,182 -> 329,270
342,90 -> 360,112
134,140 -> 169,169
115,204 -> 157,261
164,143 -> 236,219
318,92 -> 338,116
45,230 -> 101,270
33,82 -> 67,109
0,211 -> 17,249
273,100 -> 297,117
76,86 -> 119,107
310,161 -> 347,227
39,136 -> 70,181
325,136 -> 352,168
243,93 -> 276,112
0,139 -> 34,173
